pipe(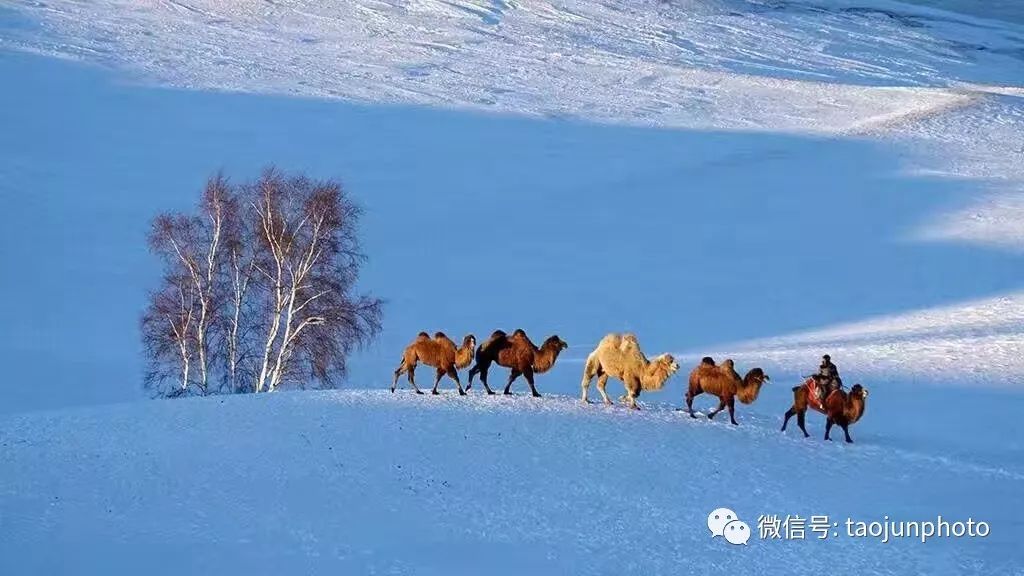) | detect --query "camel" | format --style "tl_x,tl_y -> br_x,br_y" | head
782,382 -> 869,443
685,357 -> 769,425
580,333 -> 679,409
391,332 -> 476,395
466,329 -> 567,397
